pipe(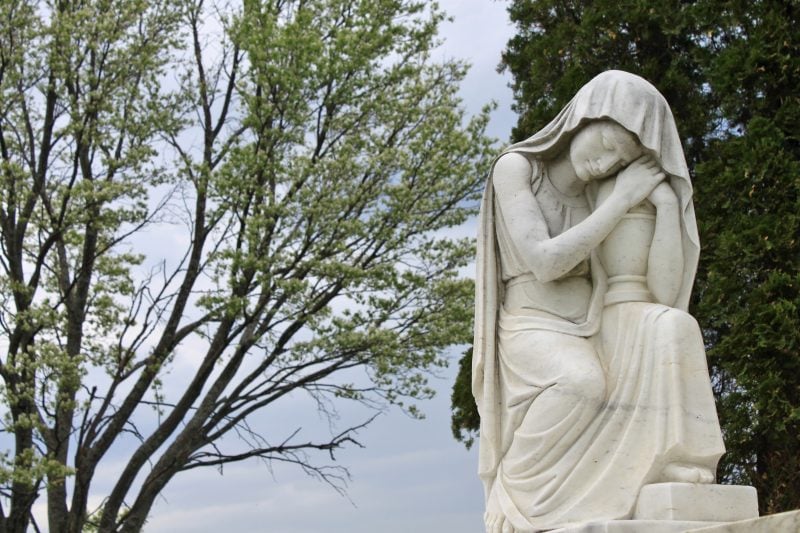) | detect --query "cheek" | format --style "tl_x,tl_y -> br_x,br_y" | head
619,142 -> 643,163
571,142 -> 595,163
569,147 -> 585,173
597,153 -> 622,172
